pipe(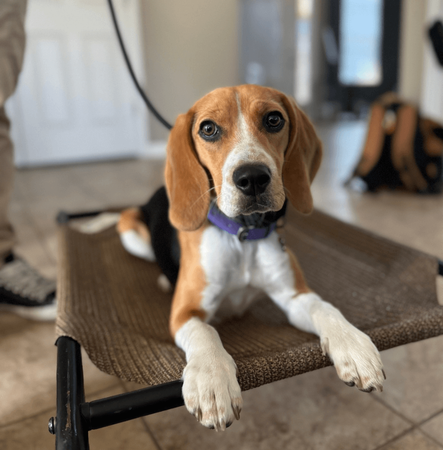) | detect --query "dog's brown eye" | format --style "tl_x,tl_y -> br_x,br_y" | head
202,122 -> 215,135
199,120 -> 220,141
264,111 -> 285,133
268,115 -> 281,126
